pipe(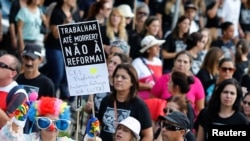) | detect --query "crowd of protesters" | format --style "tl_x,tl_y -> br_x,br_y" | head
1,0 -> 250,141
